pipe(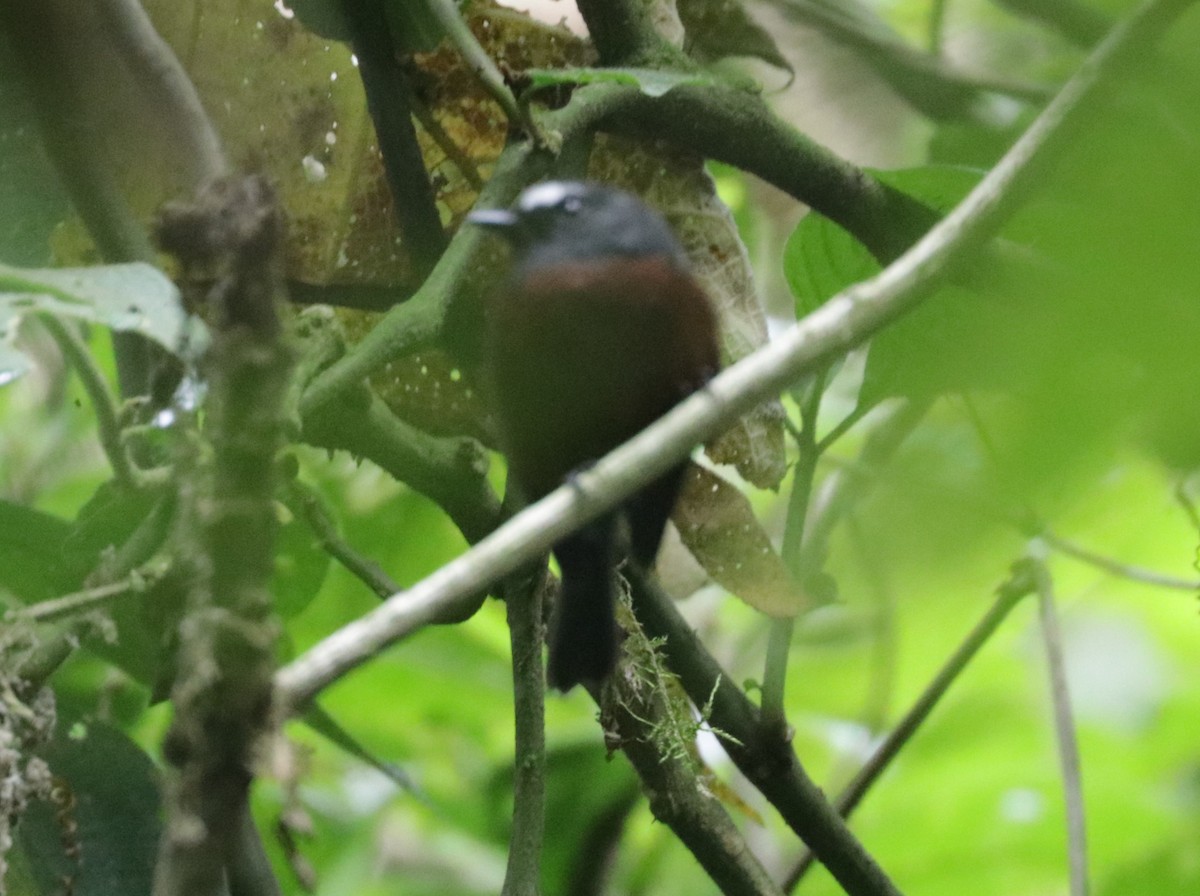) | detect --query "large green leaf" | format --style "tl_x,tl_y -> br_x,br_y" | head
0,262 -> 201,385
16,719 -> 160,896
783,165 -> 994,404
0,501 -> 73,604
784,164 -> 983,316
